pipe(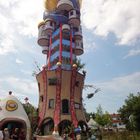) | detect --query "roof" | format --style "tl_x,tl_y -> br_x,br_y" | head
87,116 -> 99,129
110,113 -> 120,117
